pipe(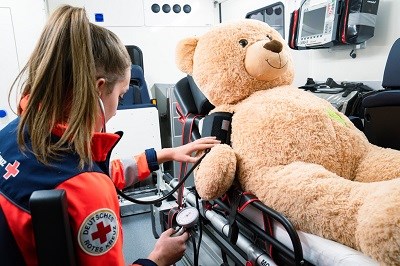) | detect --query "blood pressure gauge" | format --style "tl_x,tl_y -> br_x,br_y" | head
171,207 -> 199,237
